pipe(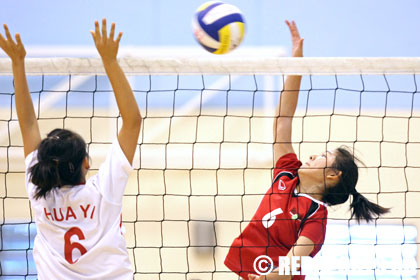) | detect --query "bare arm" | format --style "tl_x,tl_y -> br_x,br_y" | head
0,25 -> 41,157
273,20 -> 304,162
248,236 -> 314,280
90,19 -> 141,164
